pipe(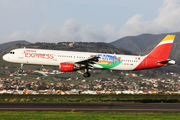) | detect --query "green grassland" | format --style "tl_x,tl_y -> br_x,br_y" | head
0,112 -> 180,120
1,96 -> 180,103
